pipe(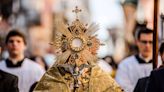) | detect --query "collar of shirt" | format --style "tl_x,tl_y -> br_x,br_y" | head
135,54 -> 152,64
5,58 -> 25,68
